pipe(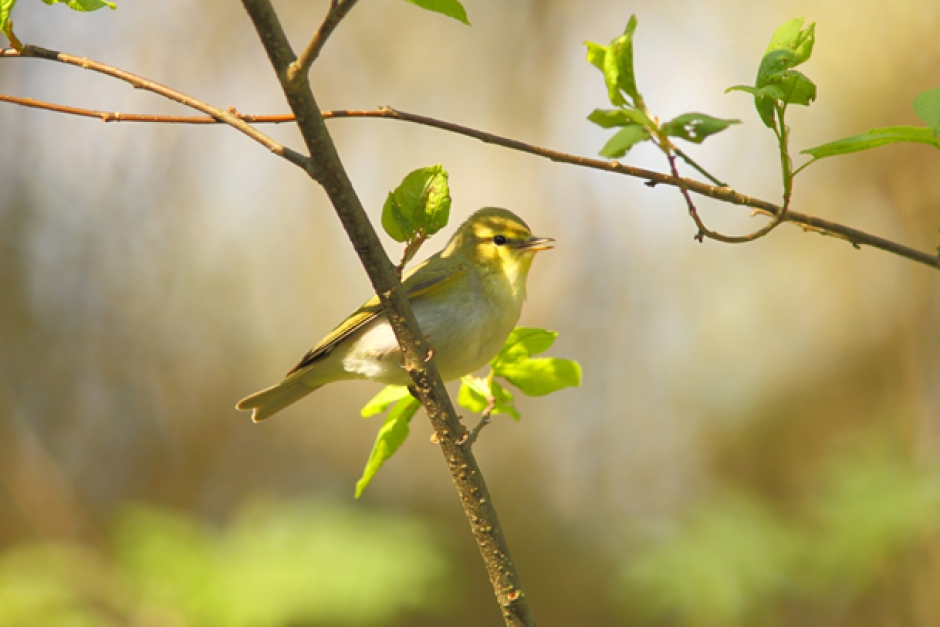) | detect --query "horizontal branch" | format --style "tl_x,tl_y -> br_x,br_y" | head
0,93 -> 296,124
1,58 -> 935,270
0,46 -> 307,168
